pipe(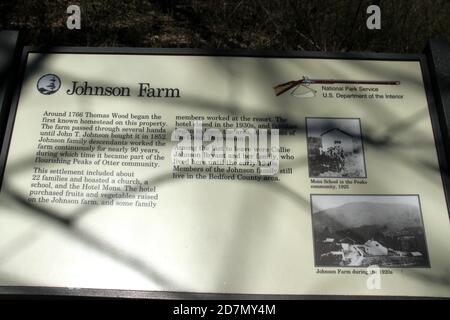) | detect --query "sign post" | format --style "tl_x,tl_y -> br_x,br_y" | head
0,31 -> 21,147
425,39 -> 450,173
